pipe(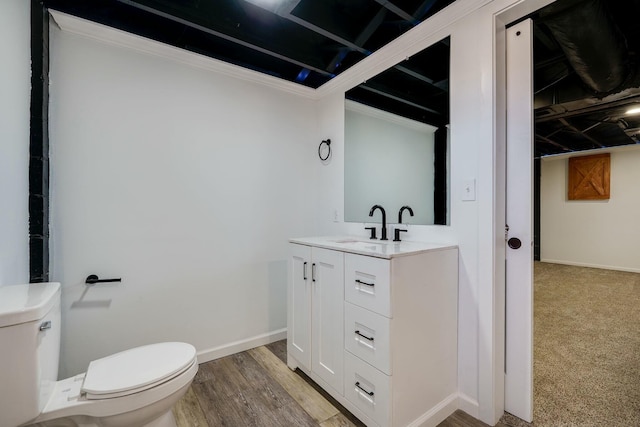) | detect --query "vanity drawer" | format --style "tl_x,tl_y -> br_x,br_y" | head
344,302 -> 391,375
344,351 -> 391,427
345,253 -> 391,317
